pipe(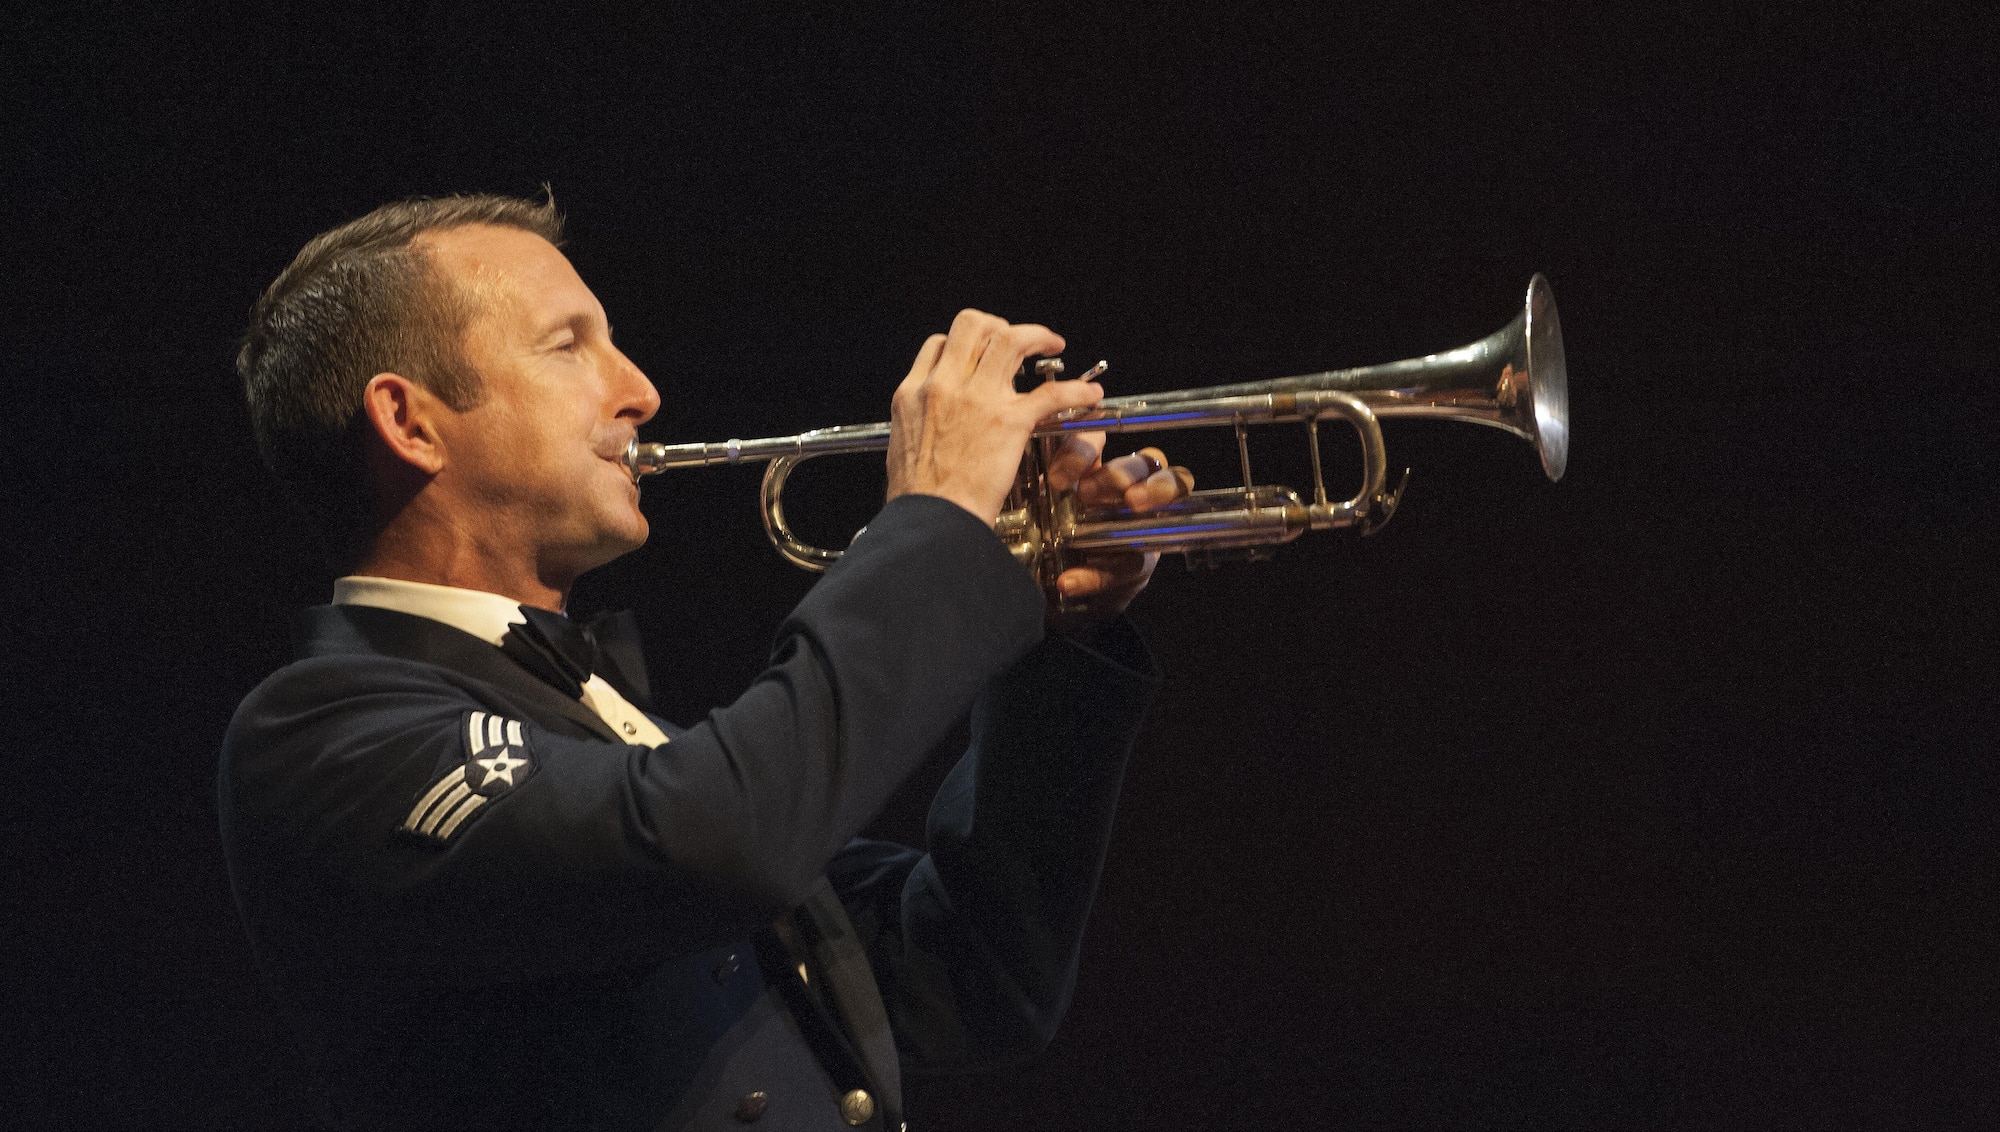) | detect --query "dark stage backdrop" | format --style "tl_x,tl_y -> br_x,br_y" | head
4,4 -> 1993,1128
